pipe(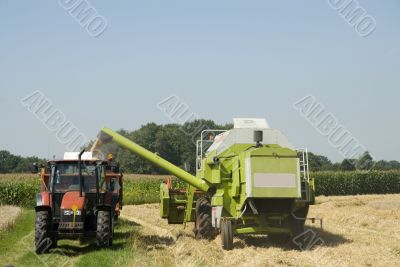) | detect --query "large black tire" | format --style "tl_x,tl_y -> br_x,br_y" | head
51,237 -> 58,249
97,210 -> 112,247
268,233 -> 291,243
35,211 -> 52,254
290,206 -> 310,249
195,197 -> 214,240
220,219 -> 233,250
291,206 -> 309,238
